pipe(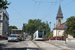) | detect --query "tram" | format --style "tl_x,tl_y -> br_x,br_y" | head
33,30 -> 44,41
